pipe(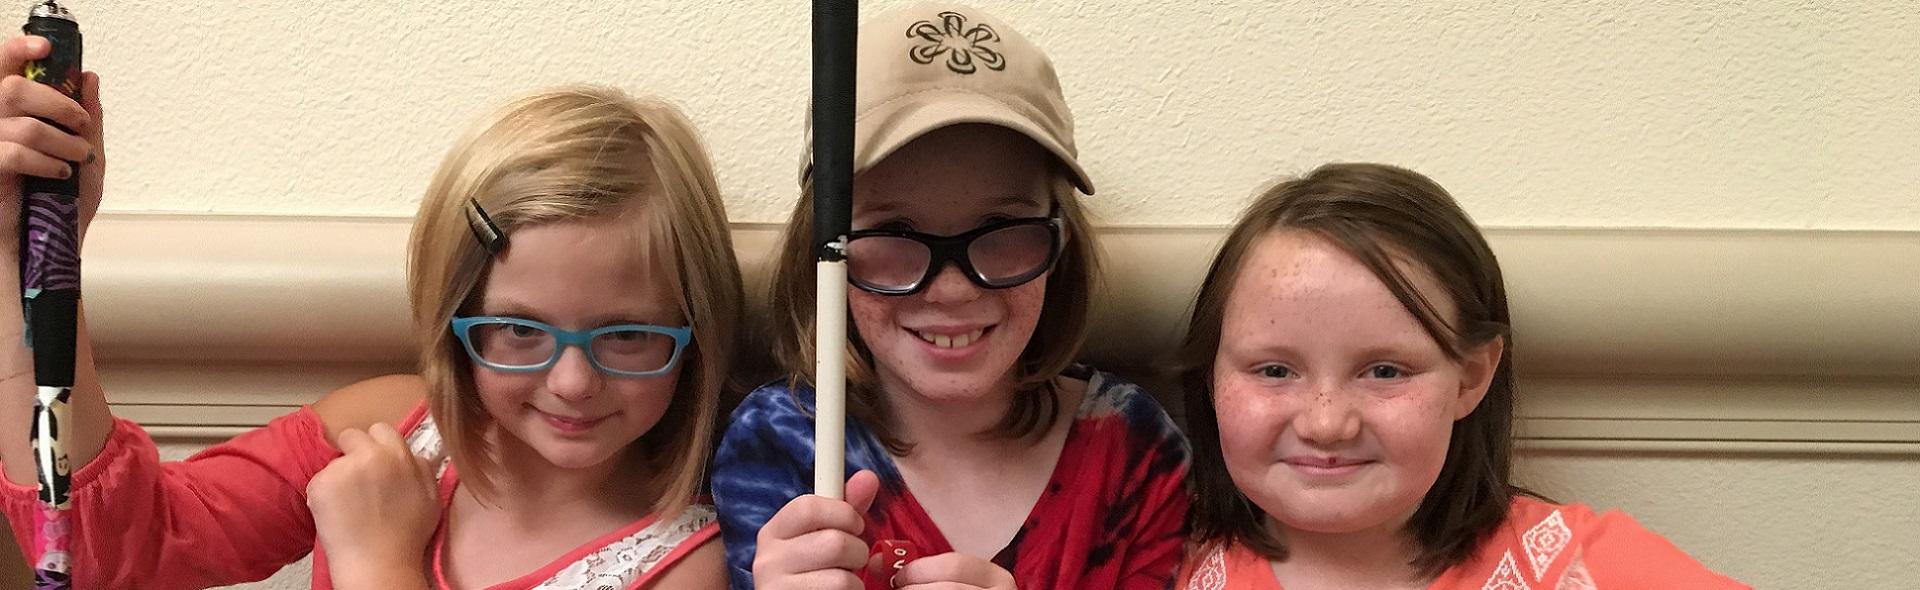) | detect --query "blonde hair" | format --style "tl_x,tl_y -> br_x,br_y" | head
767,171 -> 1099,454
407,86 -> 744,518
